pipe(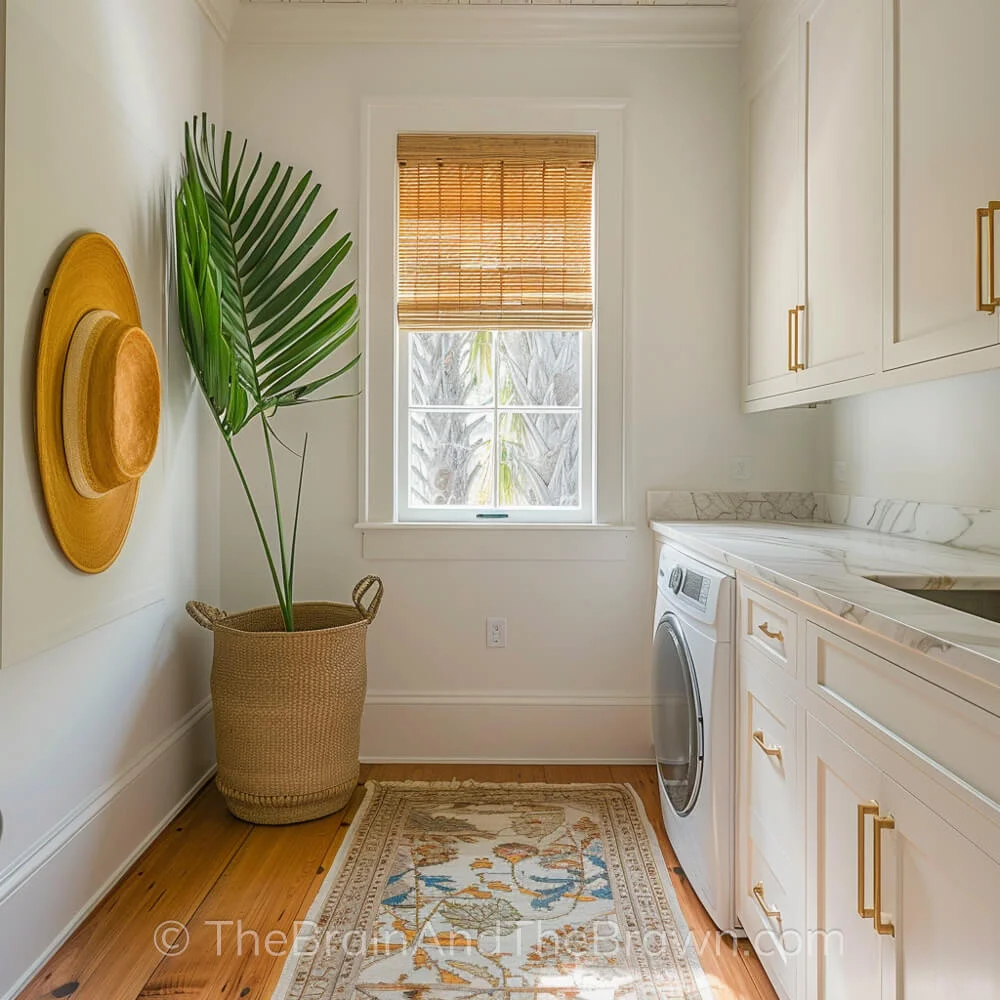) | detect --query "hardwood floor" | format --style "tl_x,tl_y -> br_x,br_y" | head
17,765 -> 777,1000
